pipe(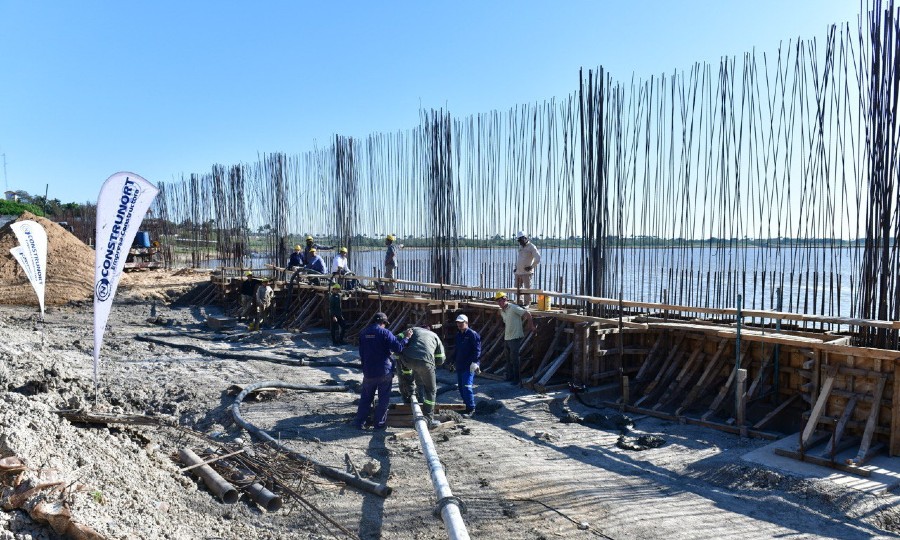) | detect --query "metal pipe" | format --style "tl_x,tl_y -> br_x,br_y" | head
244,482 -> 283,512
178,448 -> 239,504
230,381 -> 392,497
409,396 -> 470,540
